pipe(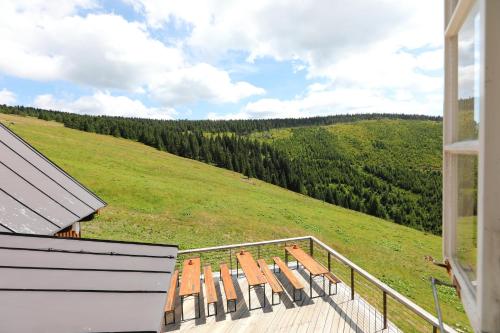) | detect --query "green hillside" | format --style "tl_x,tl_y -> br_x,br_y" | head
250,120 -> 443,233
0,114 -> 469,331
0,105 -> 443,235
